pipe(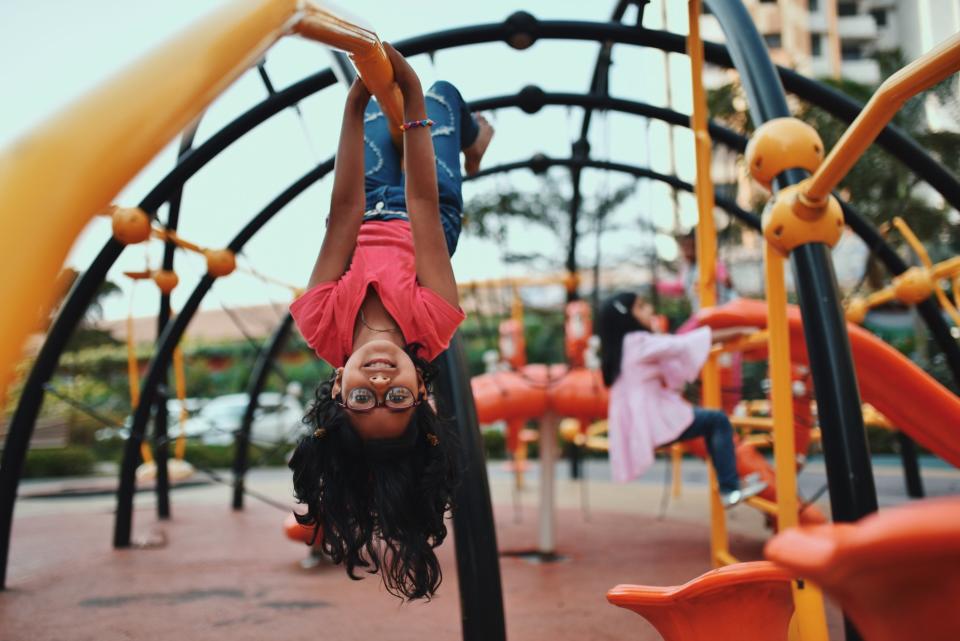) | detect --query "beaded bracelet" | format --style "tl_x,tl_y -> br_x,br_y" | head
399,118 -> 434,132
